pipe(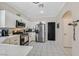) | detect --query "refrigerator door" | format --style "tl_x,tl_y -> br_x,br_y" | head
0,29 -> 2,37
37,23 -> 46,42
